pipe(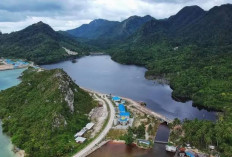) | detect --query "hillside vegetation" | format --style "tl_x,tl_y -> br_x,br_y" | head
67,15 -> 154,48
0,68 -> 96,157
0,22 -> 92,64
